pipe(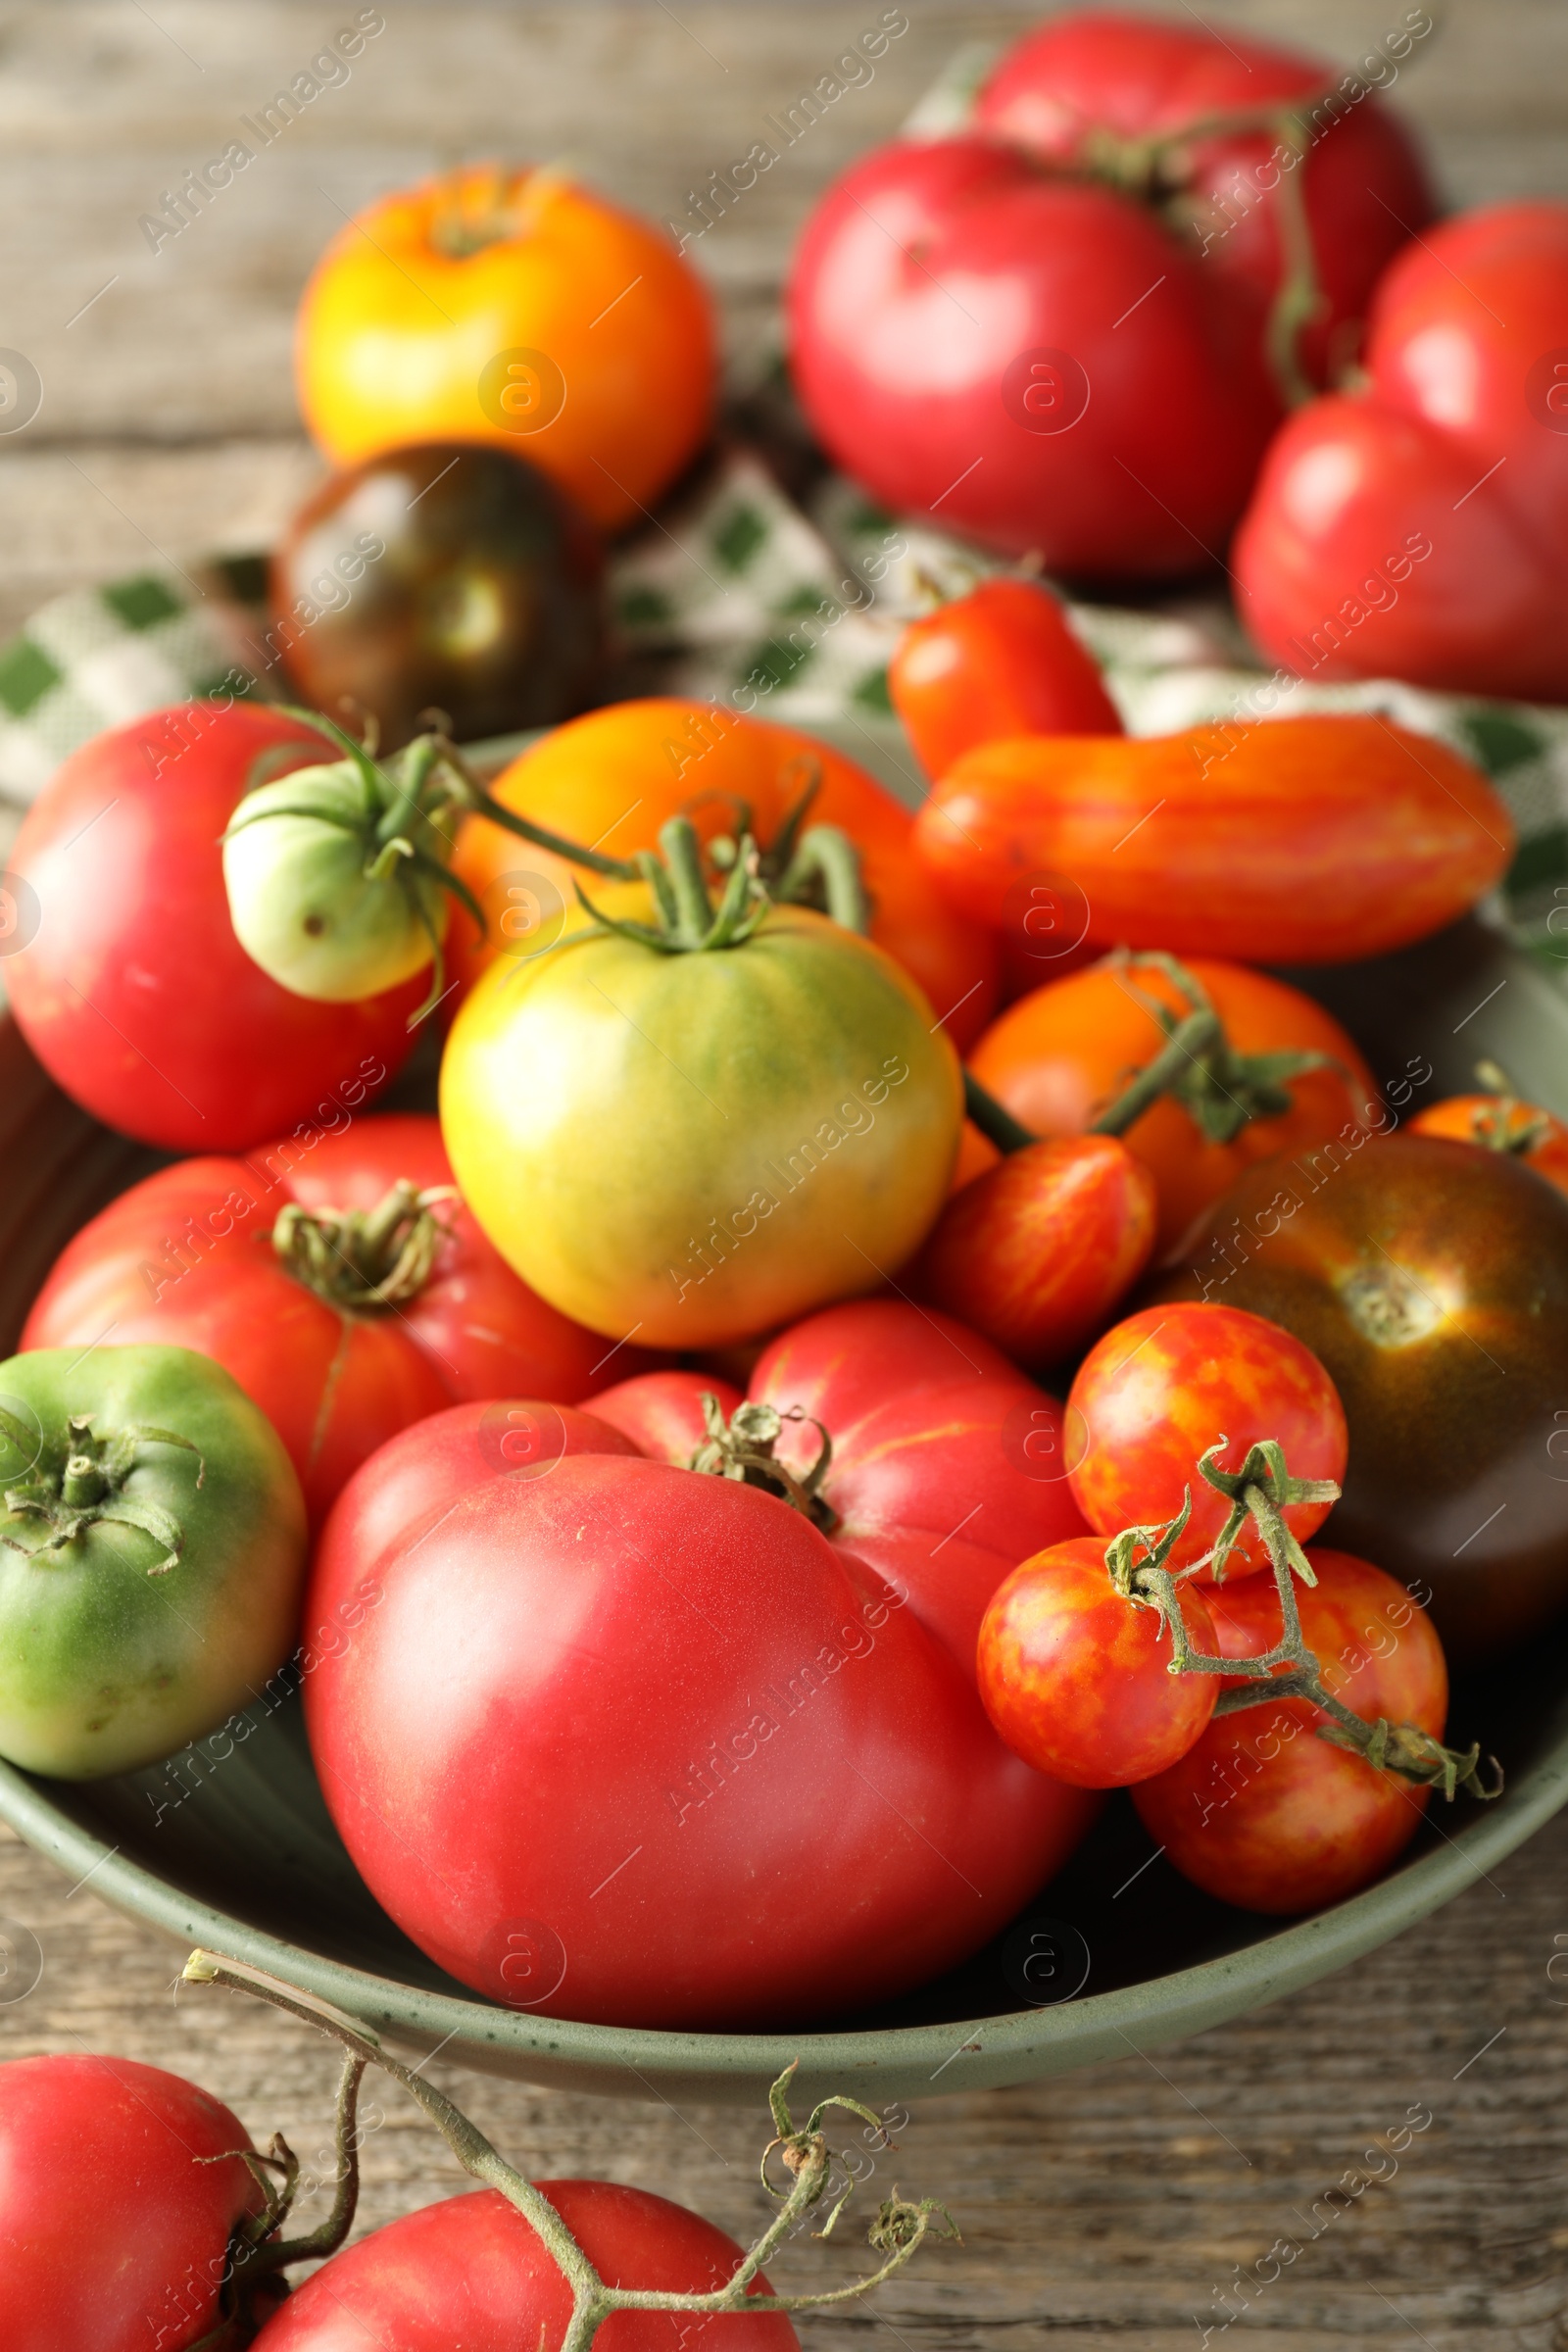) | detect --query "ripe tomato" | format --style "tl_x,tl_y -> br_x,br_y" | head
296,165 -> 715,532
889,578 -> 1122,783
447,698 -> 1001,1048
1133,1548 -> 1448,1913
1067,1303 -> 1348,1579
1409,1087 -> 1568,1199
5,702 -> 420,1151
251,2180 -> 796,2352
441,903 -> 962,1348
1154,1134 -> 1568,1662
910,1135 -> 1157,1370
968,955 -> 1379,1251
0,2053 -> 270,2352
975,12 -> 1432,394
979,1537 -> 1219,1787
597,1298 -> 1094,1671
305,1443 -> 1094,2027
1235,202 -> 1568,703
914,717 -> 1513,966
22,1114 -> 636,1528
0,1344 -> 306,1777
